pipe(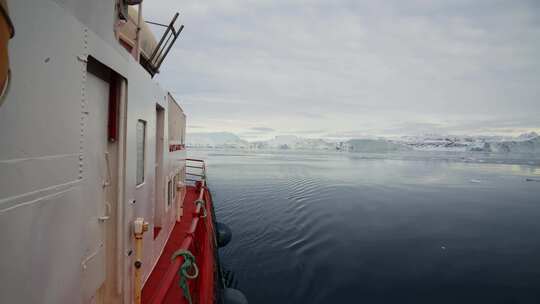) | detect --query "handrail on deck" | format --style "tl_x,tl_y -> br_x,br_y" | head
185,159 -> 206,184
186,158 -> 205,165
